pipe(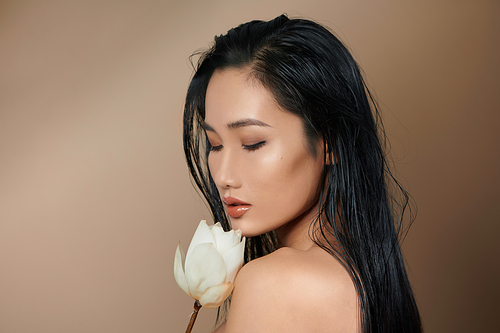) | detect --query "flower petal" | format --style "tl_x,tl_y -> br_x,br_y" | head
173,243 -> 190,296
212,228 -> 240,255
235,229 -> 242,239
210,222 -> 224,237
185,220 -> 215,264
221,237 -> 245,283
185,242 -> 227,299
199,282 -> 234,309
